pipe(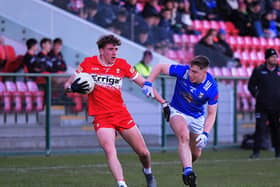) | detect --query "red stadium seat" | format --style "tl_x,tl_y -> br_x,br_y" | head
16,81 -> 33,112
210,20 -> 219,30
4,55 -> 24,73
0,82 -> 10,112
274,38 -> 280,50
244,37 -> 252,50
192,20 -> 203,32
3,45 -> 16,63
66,93 -> 84,112
173,34 -> 182,46
26,81 -> 44,112
236,36 -> 245,50
165,50 -> 178,61
251,37 -> 260,50
212,67 -> 222,77
267,38 -> 275,49
5,81 -> 22,112
0,46 -> 5,62
259,37 -> 268,50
